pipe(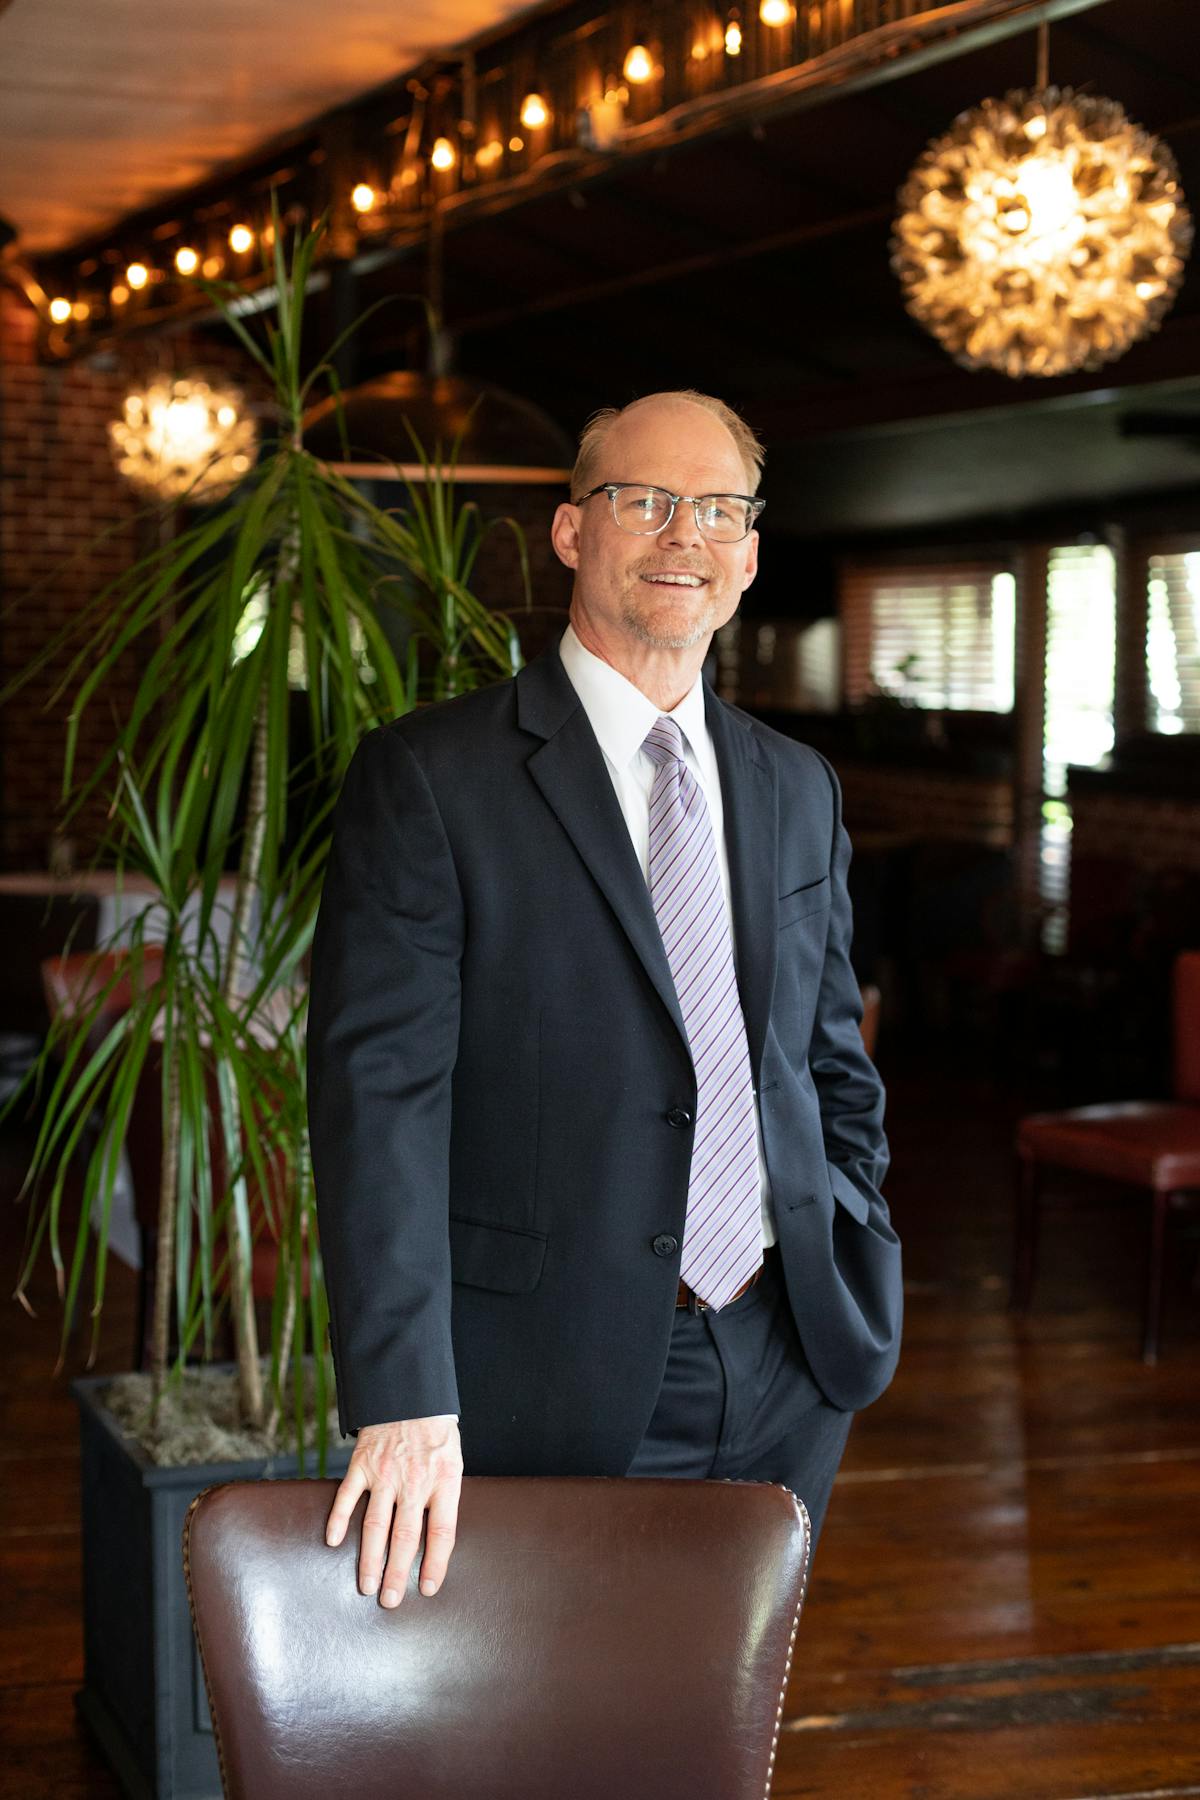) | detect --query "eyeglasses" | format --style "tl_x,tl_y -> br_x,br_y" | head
573,482 -> 765,543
